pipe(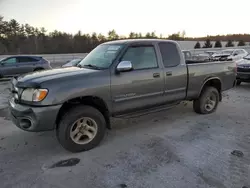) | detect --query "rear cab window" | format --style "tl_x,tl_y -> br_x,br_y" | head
158,42 -> 181,67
